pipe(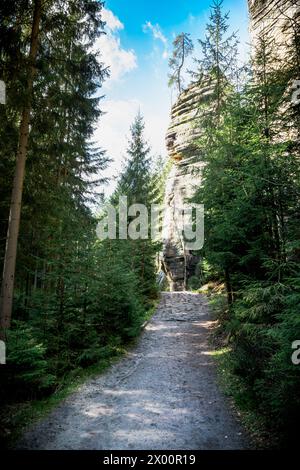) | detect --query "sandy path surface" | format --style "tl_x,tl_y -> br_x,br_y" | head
17,292 -> 249,450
